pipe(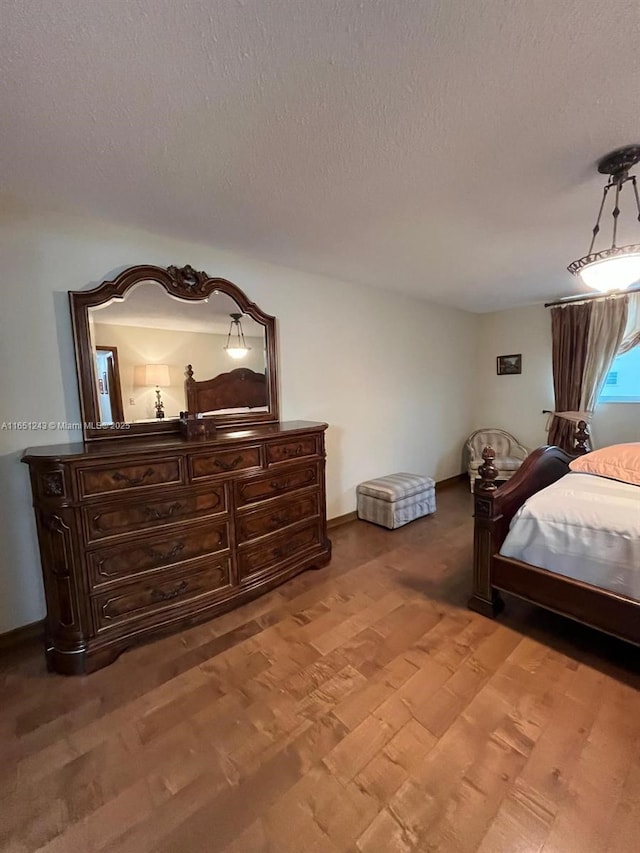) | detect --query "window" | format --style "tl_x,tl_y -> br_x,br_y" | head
599,347 -> 640,402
